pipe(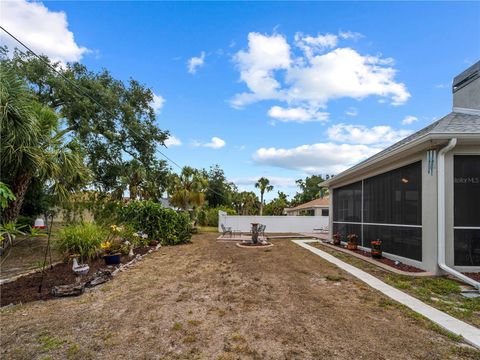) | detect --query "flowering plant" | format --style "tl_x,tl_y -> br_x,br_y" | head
332,233 -> 342,245
347,233 -> 358,244
371,239 -> 382,247
101,225 -> 125,254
